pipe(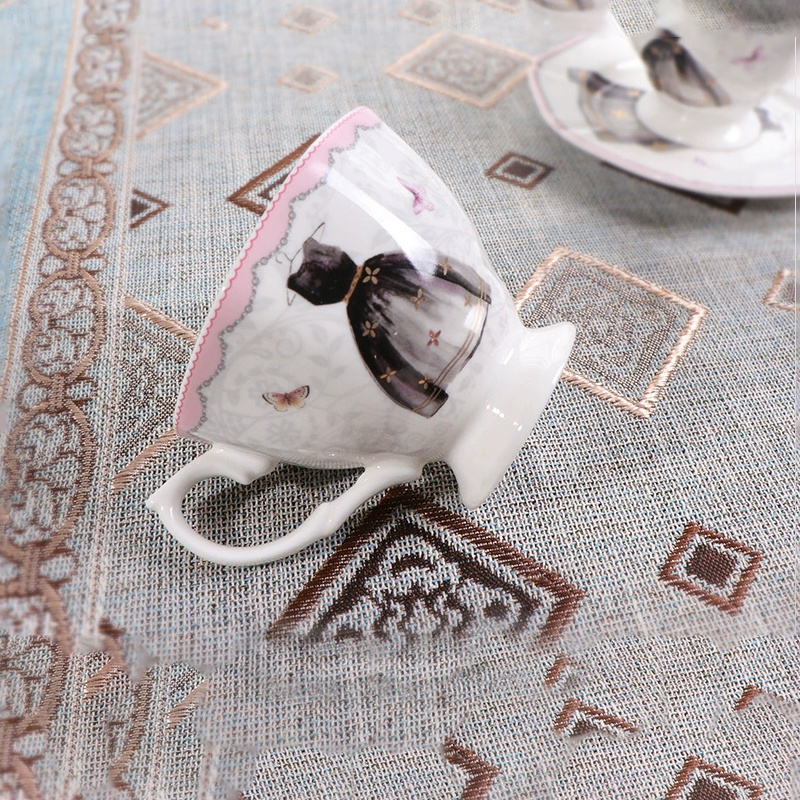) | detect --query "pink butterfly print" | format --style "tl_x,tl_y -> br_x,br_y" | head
262,385 -> 309,411
731,45 -> 764,68
397,176 -> 434,214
